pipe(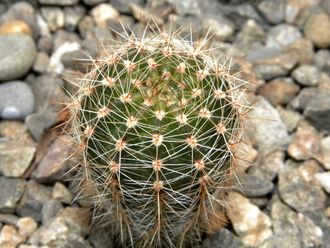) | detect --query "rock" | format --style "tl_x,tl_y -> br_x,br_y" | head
257,0 -> 285,24
251,49 -> 298,80
277,106 -> 301,132
41,199 -> 63,224
0,177 -> 25,214
29,207 -> 90,247
90,3 -> 119,28
0,140 -> 36,178
0,35 -> 36,81
314,172 -> 330,193
32,52 -> 49,74
227,192 -> 273,247
248,150 -> 285,181
17,180 -> 52,222
319,136 -> 330,170
239,175 -> 274,197
78,16 -> 94,39
249,197 -> 269,208
271,198 -> 323,248
39,0 -> 79,5
0,225 -> 23,248
258,77 -> 300,106
0,20 -> 32,36
17,217 -> 37,240
304,13 -> 330,48
278,160 -> 326,212
284,38 -> 314,65
314,49 -> 330,72
266,24 -> 302,49
52,182 -> 73,205
129,3 -> 164,26
0,213 -> 19,226
37,35 -> 54,55
202,228 -> 246,248
203,17 -> 235,42
245,96 -> 290,155
0,81 -> 35,120
288,122 -> 321,161
305,211 -> 330,248
64,5 -> 85,31
292,65 -> 320,86
323,0 -> 330,15
285,0 -> 322,24
41,7 -> 65,32
83,0 -> 107,6
319,72 -> 330,90
0,121 -> 34,144
290,88 -> 330,133
82,26 -> 113,57
111,0 -> 144,13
